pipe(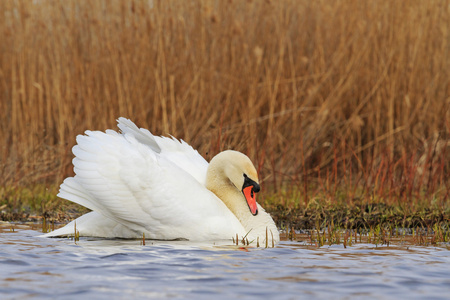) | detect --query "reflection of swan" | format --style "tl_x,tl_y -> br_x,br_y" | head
44,118 -> 279,244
